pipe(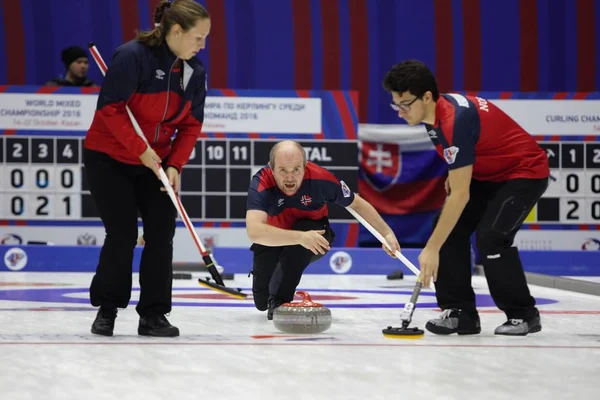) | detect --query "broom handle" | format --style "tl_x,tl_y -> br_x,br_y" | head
345,206 -> 435,291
